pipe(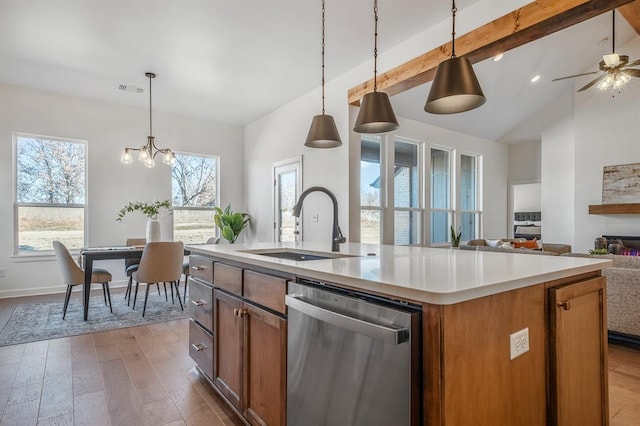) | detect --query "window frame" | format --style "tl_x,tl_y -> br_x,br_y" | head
429,145 -> 454,246
392,137 -> 425,245
458,152 -> 483,242
170,151 -> 220,243
13,132 -> 88,256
